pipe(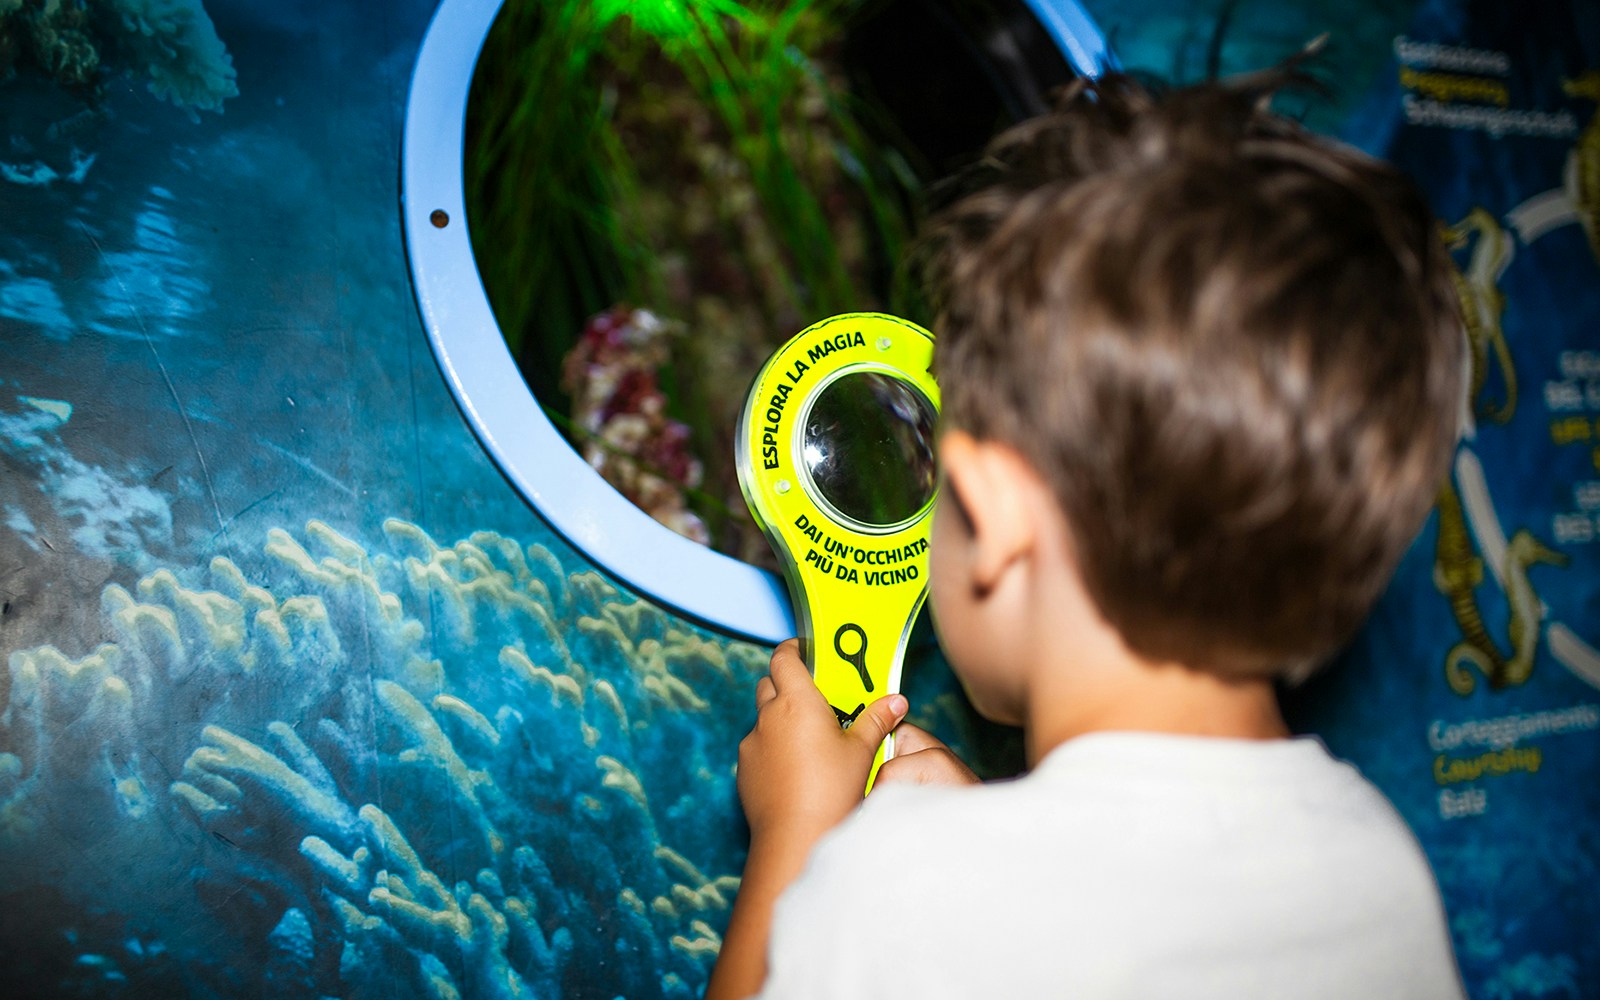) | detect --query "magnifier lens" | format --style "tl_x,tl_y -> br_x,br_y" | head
802,372 -> 938,527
